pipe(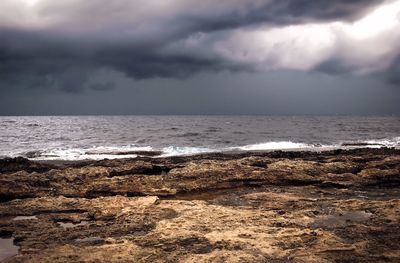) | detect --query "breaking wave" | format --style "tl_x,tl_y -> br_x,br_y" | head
17,137 -> 400,161
22,145 -> 155,161
160,146 -> 215,157
233,141 -> 313,151
340,137 -> 400,148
